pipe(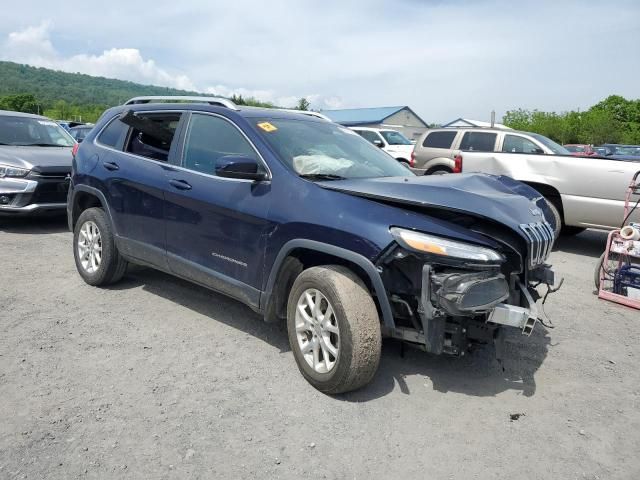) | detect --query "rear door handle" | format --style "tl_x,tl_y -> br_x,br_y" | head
169,179 -> 192,191
103,161 -> 119,171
